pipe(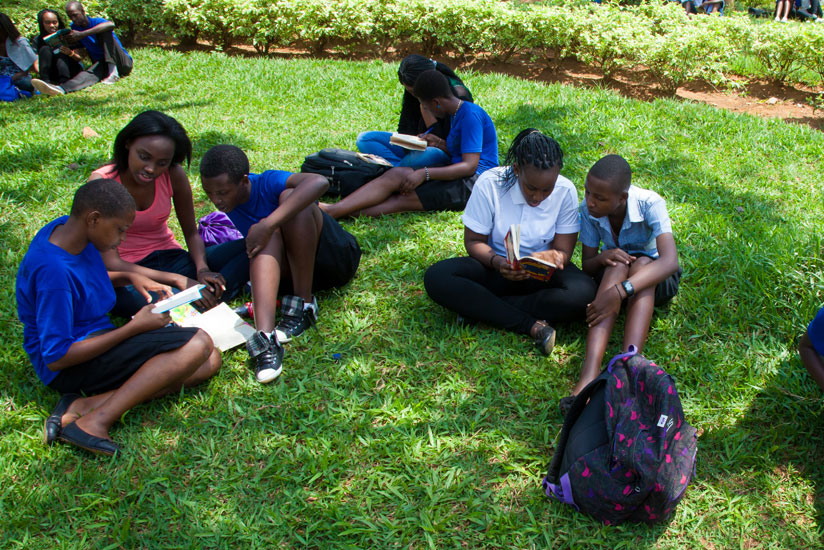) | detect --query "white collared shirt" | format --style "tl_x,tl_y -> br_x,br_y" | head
462,166 -> 580,257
